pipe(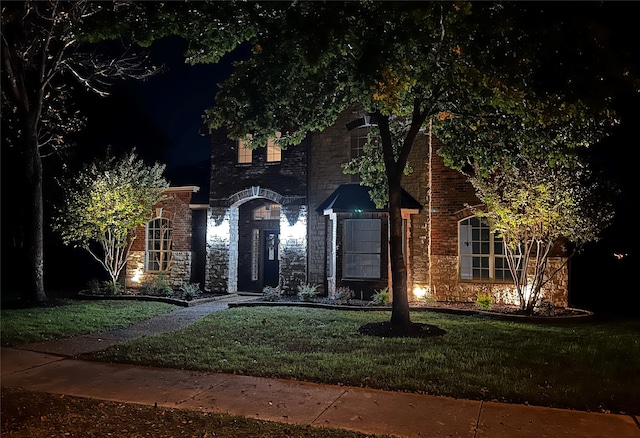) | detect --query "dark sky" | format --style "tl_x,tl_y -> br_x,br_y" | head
74,36 -> 236,173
